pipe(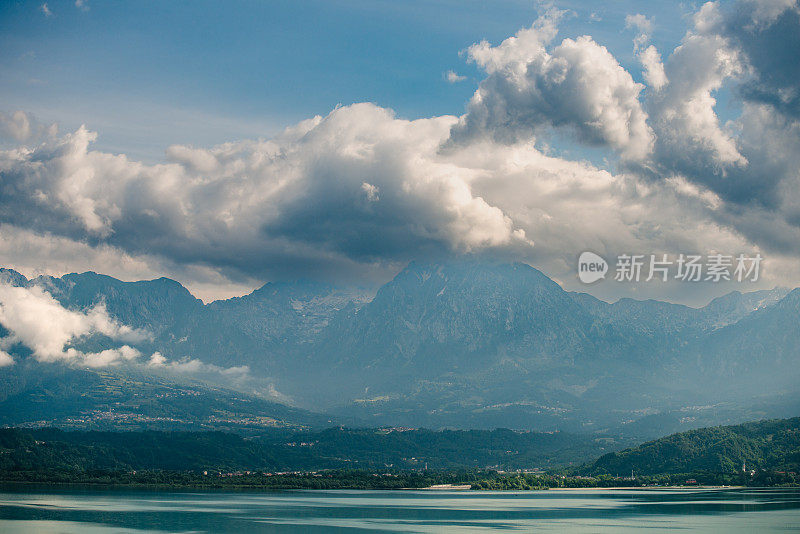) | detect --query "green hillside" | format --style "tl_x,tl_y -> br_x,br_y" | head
584,417 -> 800,476
0,426 -> 615,476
